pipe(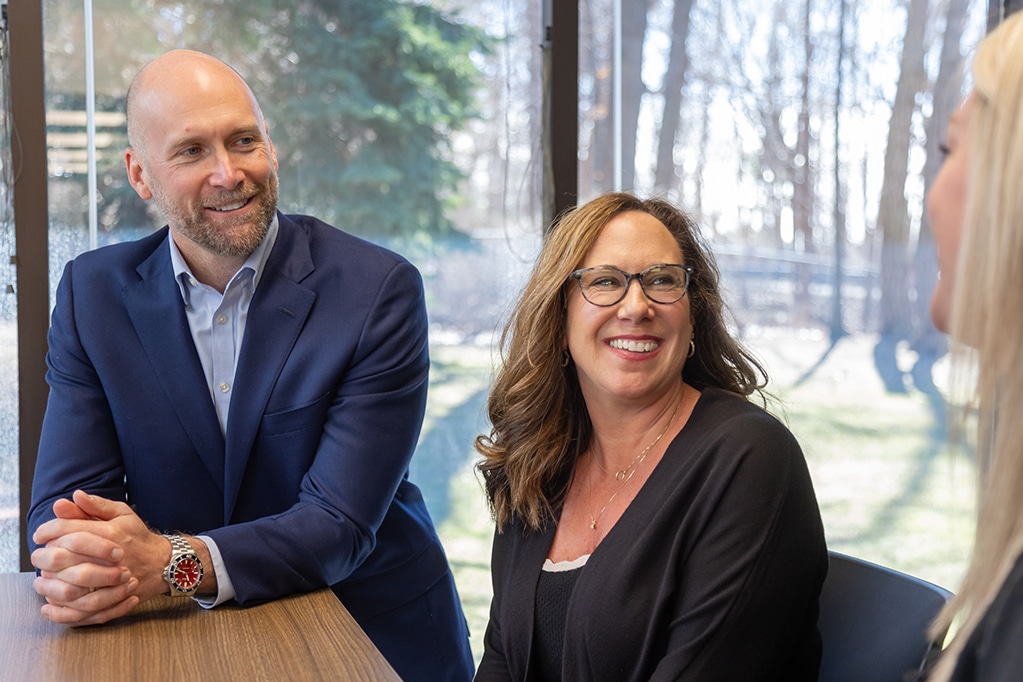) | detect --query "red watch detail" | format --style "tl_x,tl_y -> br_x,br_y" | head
174,557 -> 202,590
162,534 -> 204,596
